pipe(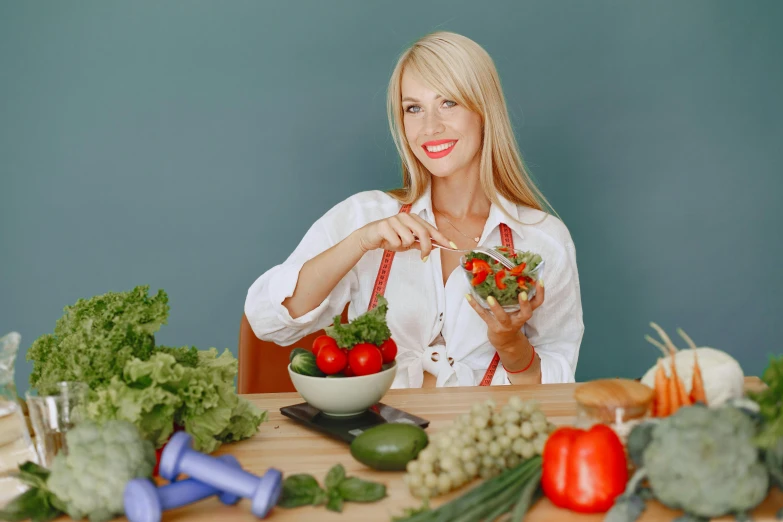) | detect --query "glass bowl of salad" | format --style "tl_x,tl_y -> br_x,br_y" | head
461,248 -> 545,313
